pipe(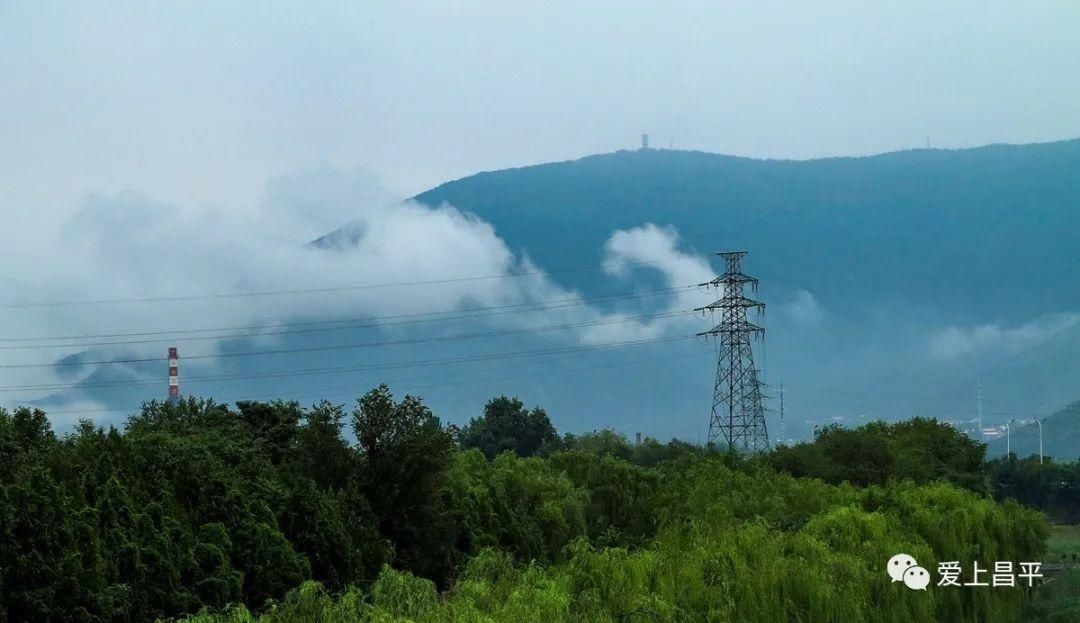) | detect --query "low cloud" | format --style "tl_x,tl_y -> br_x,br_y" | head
929,313 -> 1080,360
579,223 -> 714,344
780,289 -> 825,325
603,224 -> 712,286
0,173 -> 714,419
